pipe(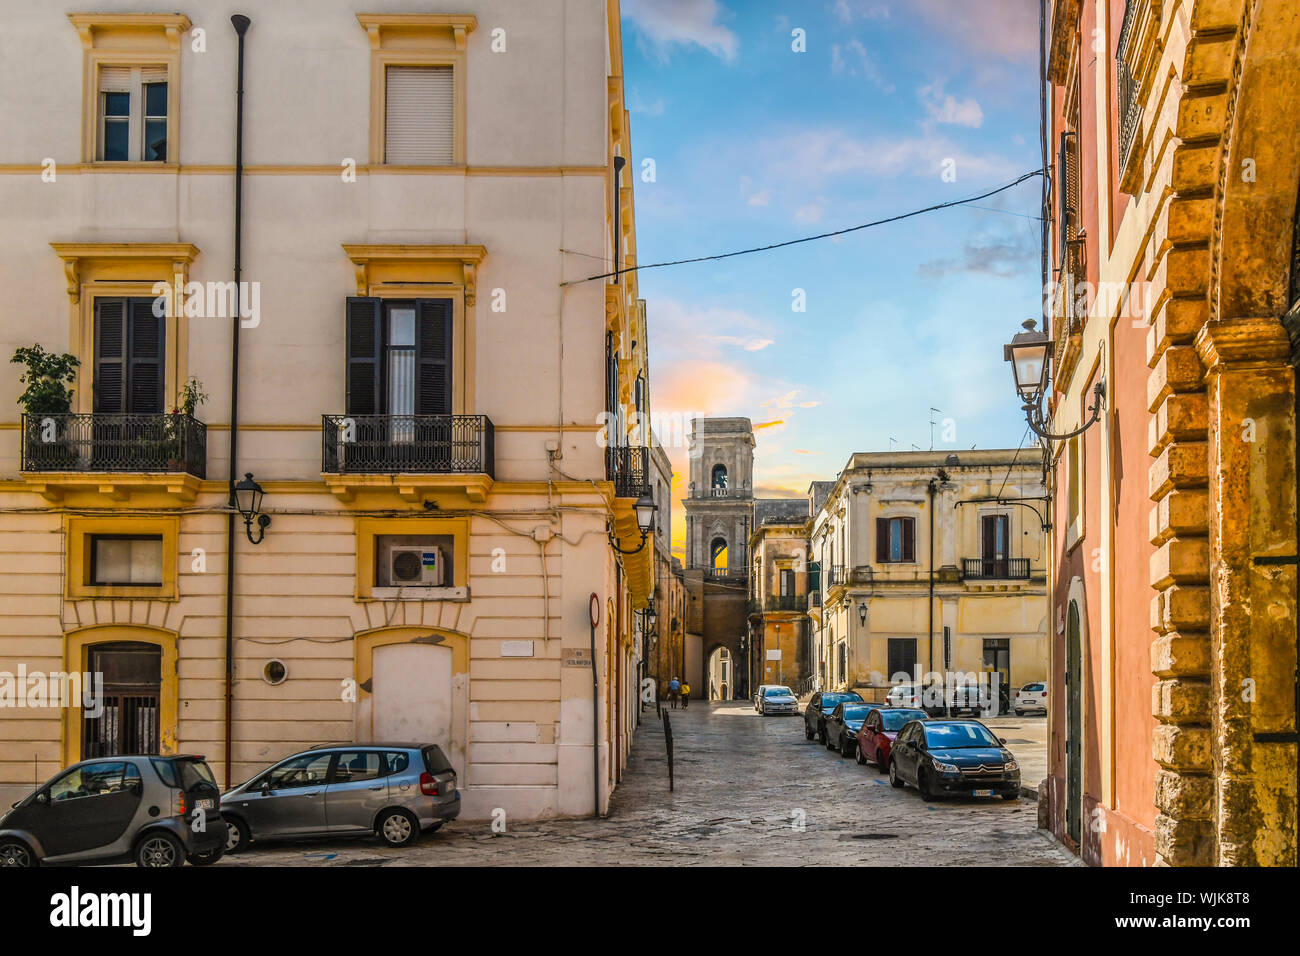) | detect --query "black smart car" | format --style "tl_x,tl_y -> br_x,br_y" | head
802,690 -> 864,745
0,754 -> 227,867
887,719 -> 1021,801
